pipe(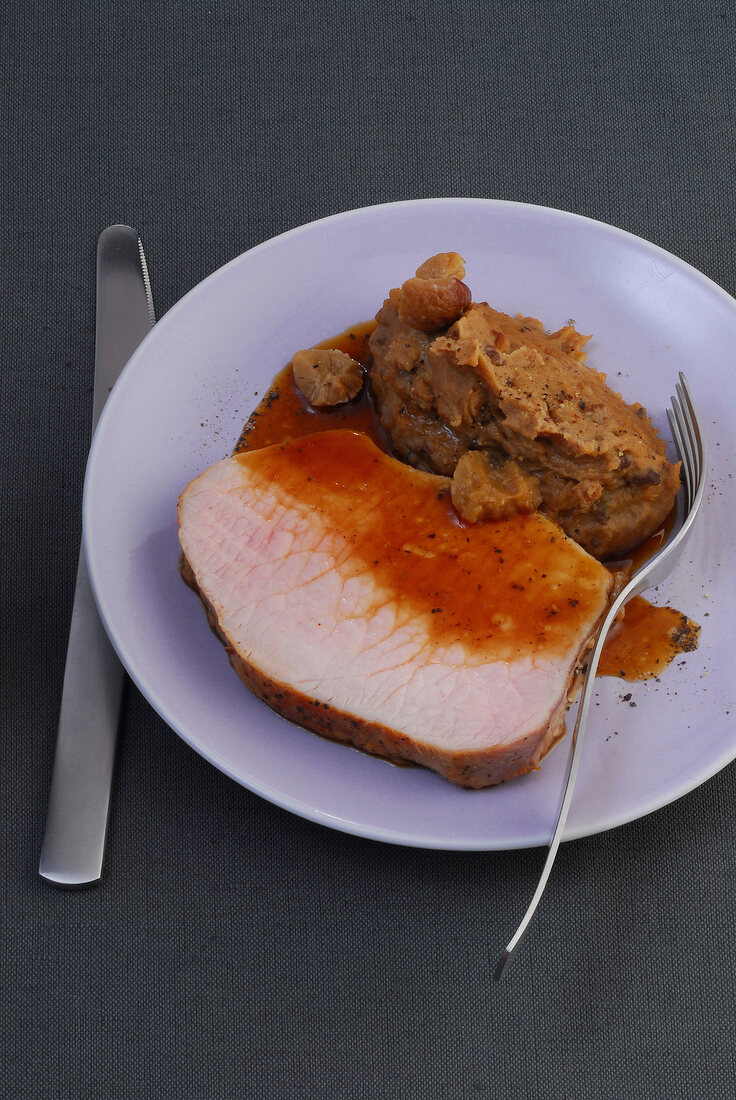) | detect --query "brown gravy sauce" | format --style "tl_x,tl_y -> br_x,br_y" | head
235,322 -> 387,454
238,430 -> 612,659
235,320 -> 699,682
597,596 -> 700,682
